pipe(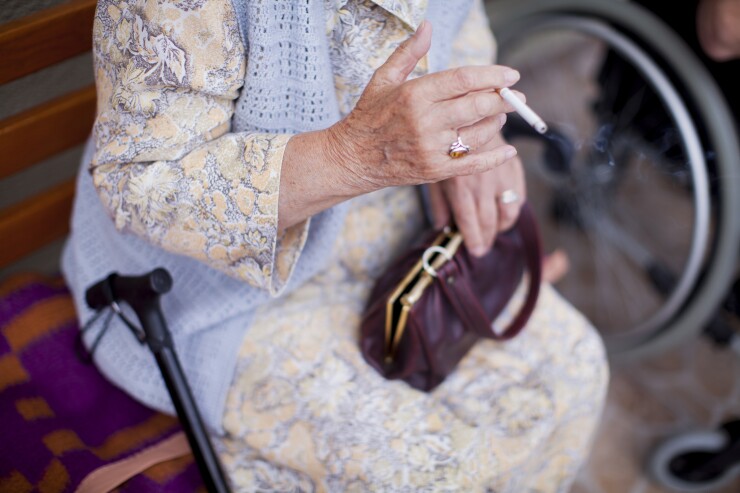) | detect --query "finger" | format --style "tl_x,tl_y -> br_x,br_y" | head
412,65 -> 520,102
477,187 -> 499,251
436,89 -> 524,128
373,20 -> 432,86
427,182 -> 451,229
446,185 -> 487,257
496,158 -> 526,231
457,114 -> 507,152
449,144 -> 518,177
497,197 -> 524,231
